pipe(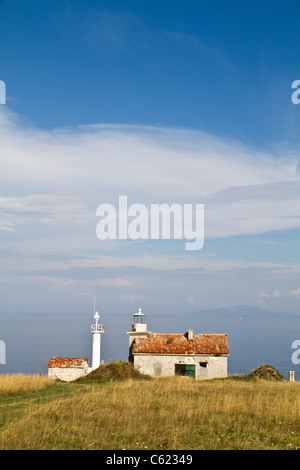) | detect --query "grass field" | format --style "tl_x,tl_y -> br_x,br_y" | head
0,365 -> 299,450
